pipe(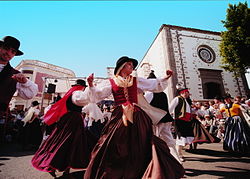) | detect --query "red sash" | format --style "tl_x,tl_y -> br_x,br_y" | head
179,112 -> 192,122
42,85 -> 84,125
